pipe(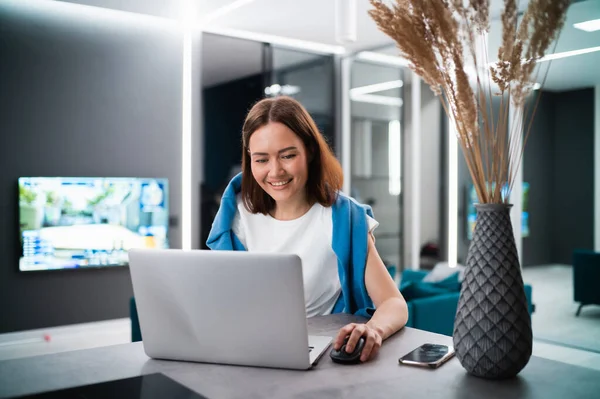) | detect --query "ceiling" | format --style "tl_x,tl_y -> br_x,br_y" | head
375,0 -> 600,91
531,0 -> 600,91
54,0 -> 600,91
56,0 -> 240,21
55,0 -> 393,52
201,32 -> 264,88
203,0 -> 390,53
